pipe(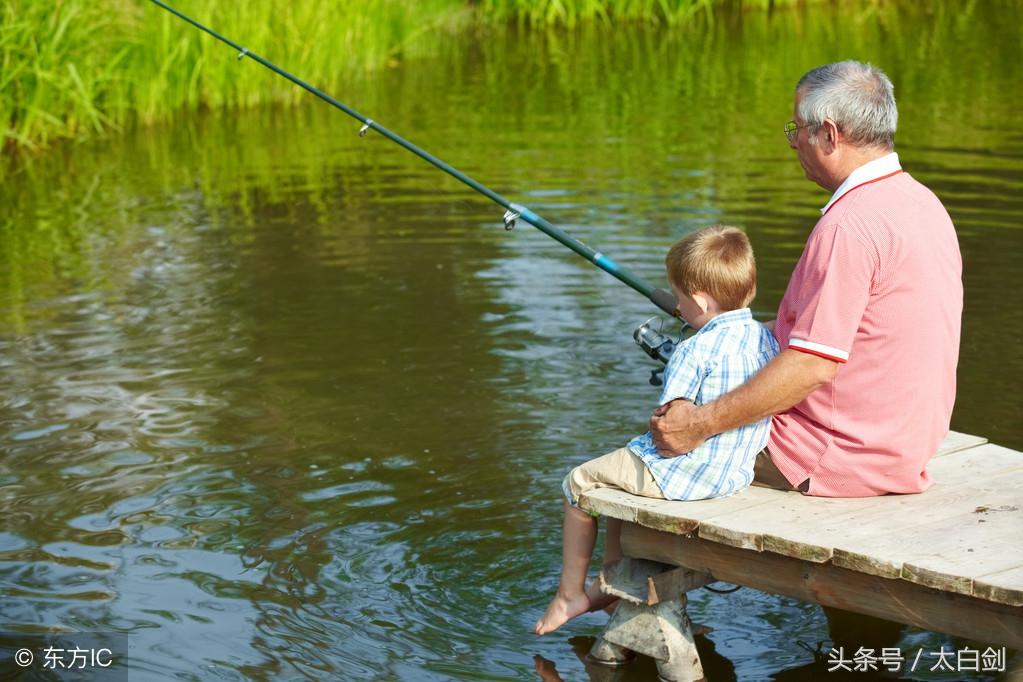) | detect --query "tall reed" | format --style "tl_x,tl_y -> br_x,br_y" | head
477,0 -> 720,26
0,0 -> 922,152
2,0 -> 470,151
1,0 -> 123,149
